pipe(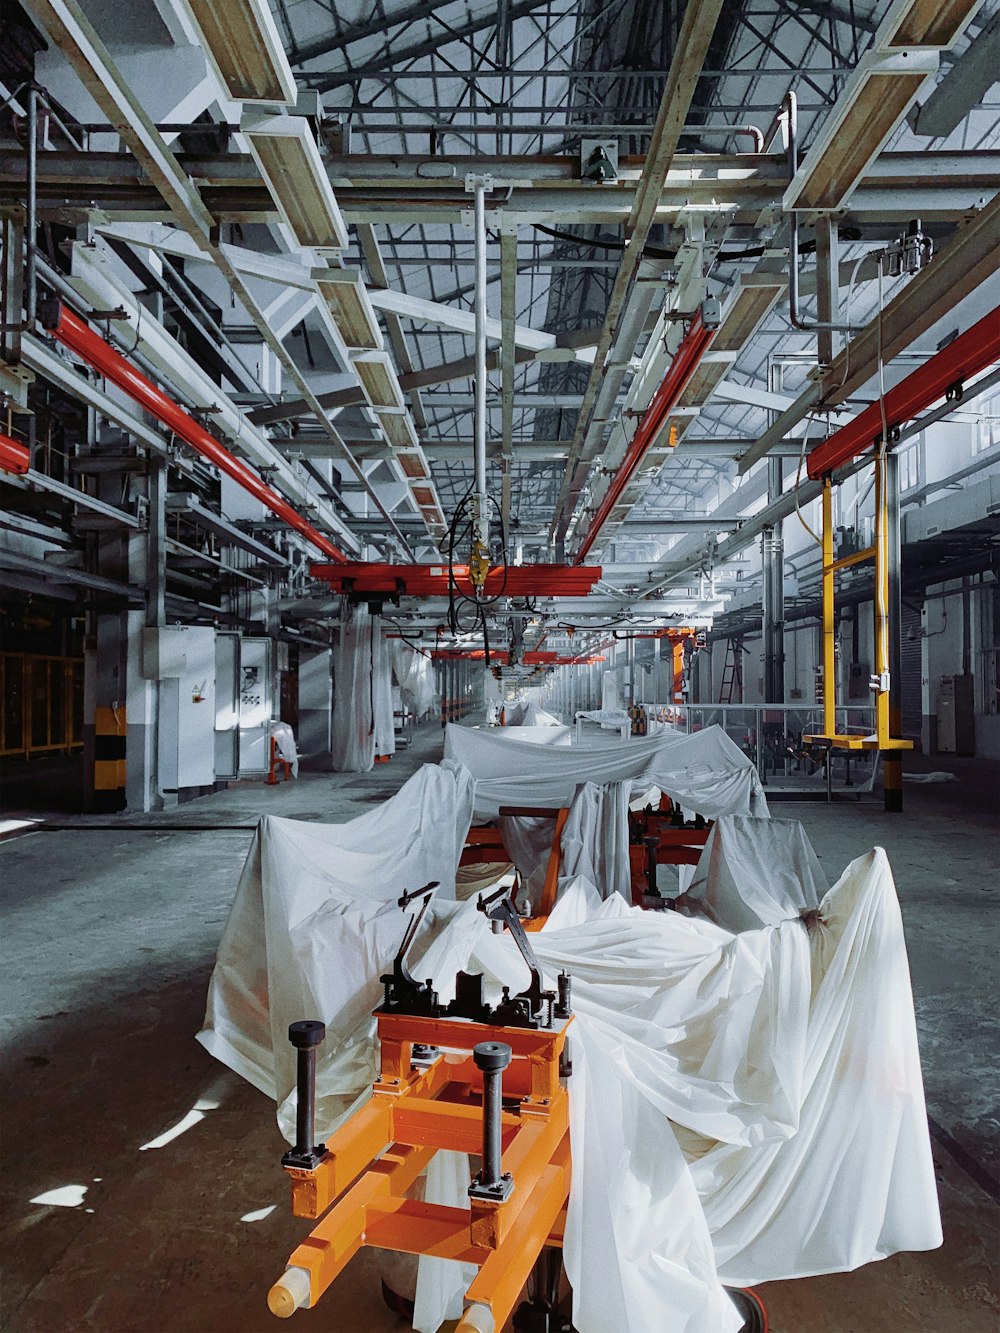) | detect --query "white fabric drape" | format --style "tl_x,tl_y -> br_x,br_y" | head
559,780 -> 633,901
443,722 -> 769,821
269,720 -> 299,777
391,641 -> 436,717
678,815 -> 829,932
197,760 -> 941,1333
332,607 -> 395,772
